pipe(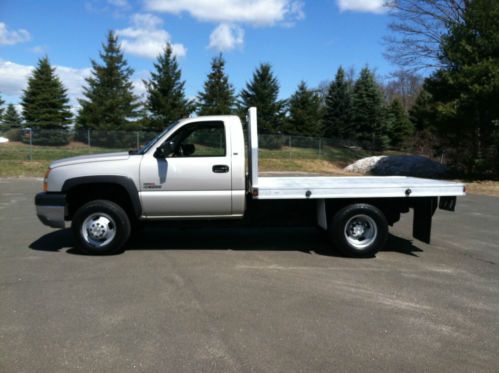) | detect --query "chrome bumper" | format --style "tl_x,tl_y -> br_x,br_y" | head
35,193 -> 66,228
